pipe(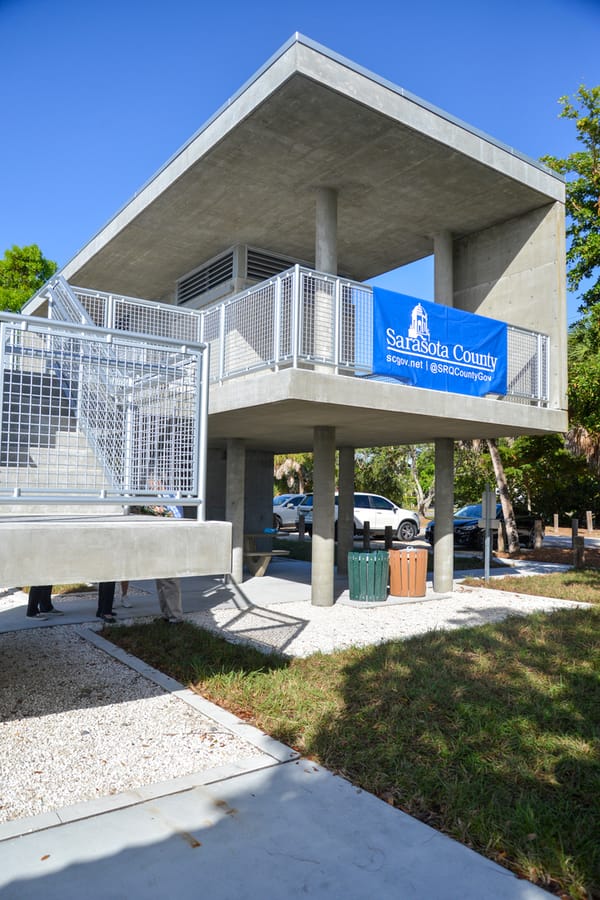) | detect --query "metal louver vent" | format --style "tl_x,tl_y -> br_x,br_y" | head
247,249 -> 297,280
177,251 -> 234,304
